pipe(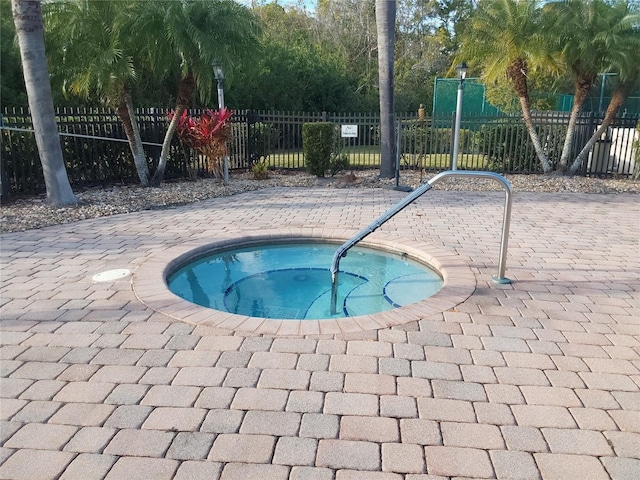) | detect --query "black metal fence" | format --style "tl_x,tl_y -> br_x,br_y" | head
398,111 -> 639,174
1,107 -> 638,197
